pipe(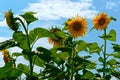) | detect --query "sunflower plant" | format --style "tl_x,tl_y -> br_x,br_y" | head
92,12 -> 120,79
0,10 -> 119,80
